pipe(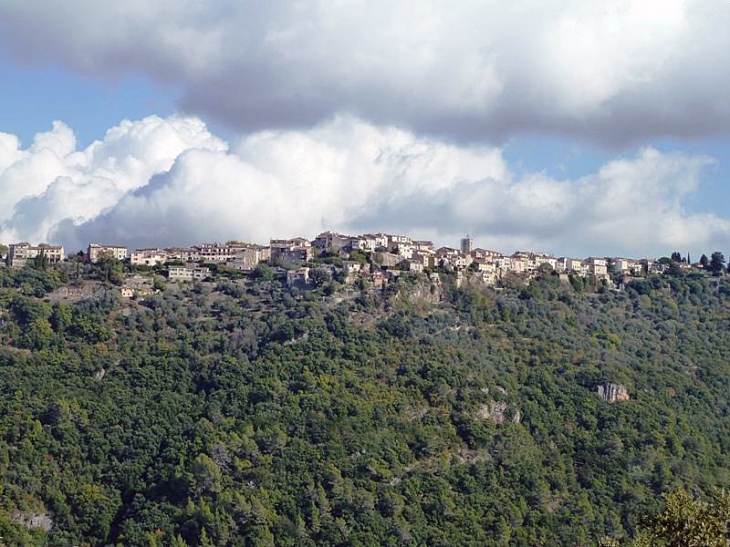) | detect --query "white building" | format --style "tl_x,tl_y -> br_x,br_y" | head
508,257 -> 528,274
557,257 -> 583,273
414,241 -> 434,252
477,269 -> 498,286
131,248 -> 168,266
88,243 -> 127,263
350,233 -> 389,252
165,247 -> 202,262
395,243 -> 415,259
473,260 -> 496,273
8,243 -> 65,267
197,243 -> 239,262
386,234 -> 413,250
168,266 -> 210,281
583,257 -> 608,278
472,248 -> 502,261
534,254 -> 557,270
453,254 -> 474,269
611,258 -> 643,276
406,260 -> 425,273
